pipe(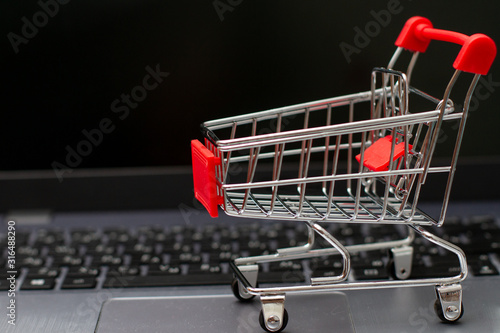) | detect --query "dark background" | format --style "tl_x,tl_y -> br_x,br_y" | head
0,1 -> 499,211
1,1 -> 499,171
